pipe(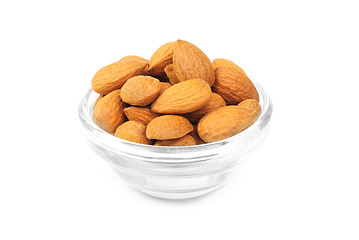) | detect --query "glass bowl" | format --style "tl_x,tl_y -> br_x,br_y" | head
78,82 -> 273,200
